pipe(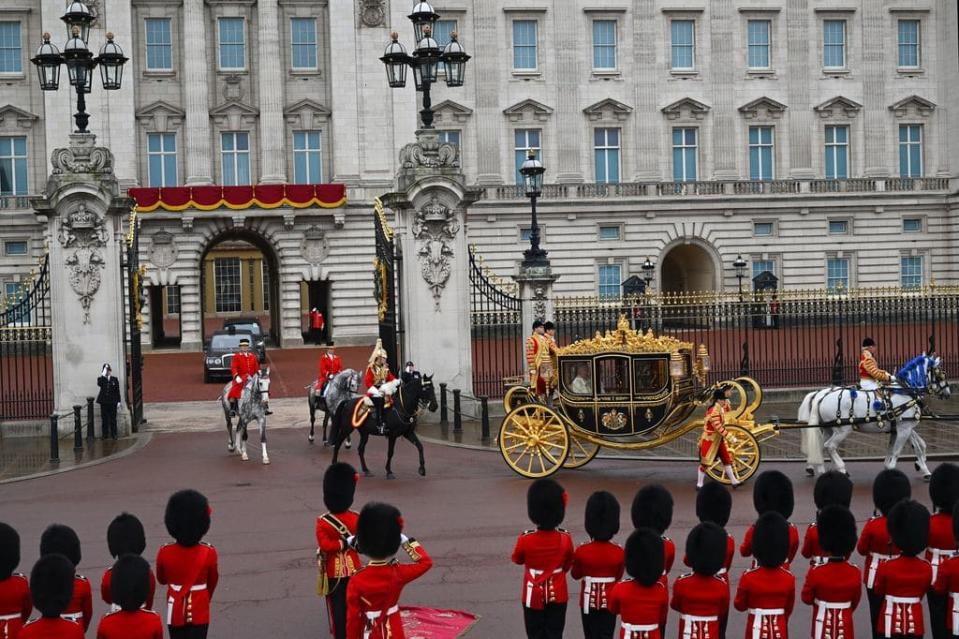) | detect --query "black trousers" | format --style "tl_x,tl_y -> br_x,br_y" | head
581,610 -> 615,639
867,588 -> 882,639
168,624 -> 208,639
523,603 -> 567,639
100,403 -> 117,439
929,592 -> 948,639
325,577 -> 349,639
